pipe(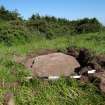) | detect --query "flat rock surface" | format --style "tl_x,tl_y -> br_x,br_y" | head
24,53 -> 80,77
